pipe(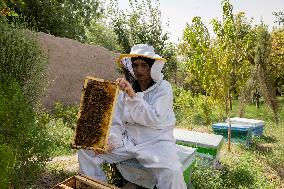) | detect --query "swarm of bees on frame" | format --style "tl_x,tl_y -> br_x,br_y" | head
72,77 -> 118,151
